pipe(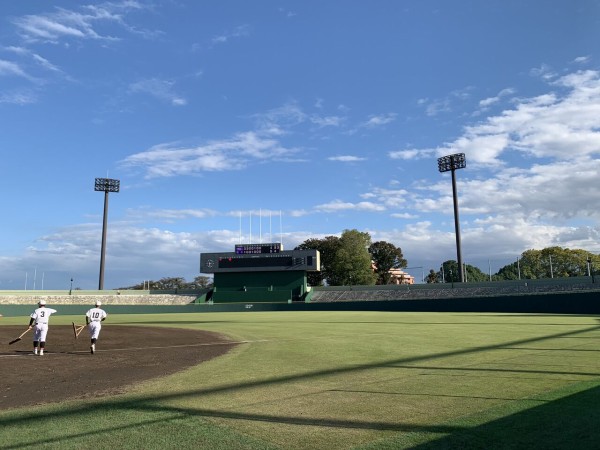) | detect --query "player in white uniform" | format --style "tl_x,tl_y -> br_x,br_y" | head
86,300 -> 107,354
28,300 -> 58,356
